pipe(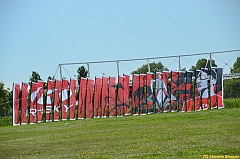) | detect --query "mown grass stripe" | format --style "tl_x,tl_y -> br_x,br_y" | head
0,108 -> 239,159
